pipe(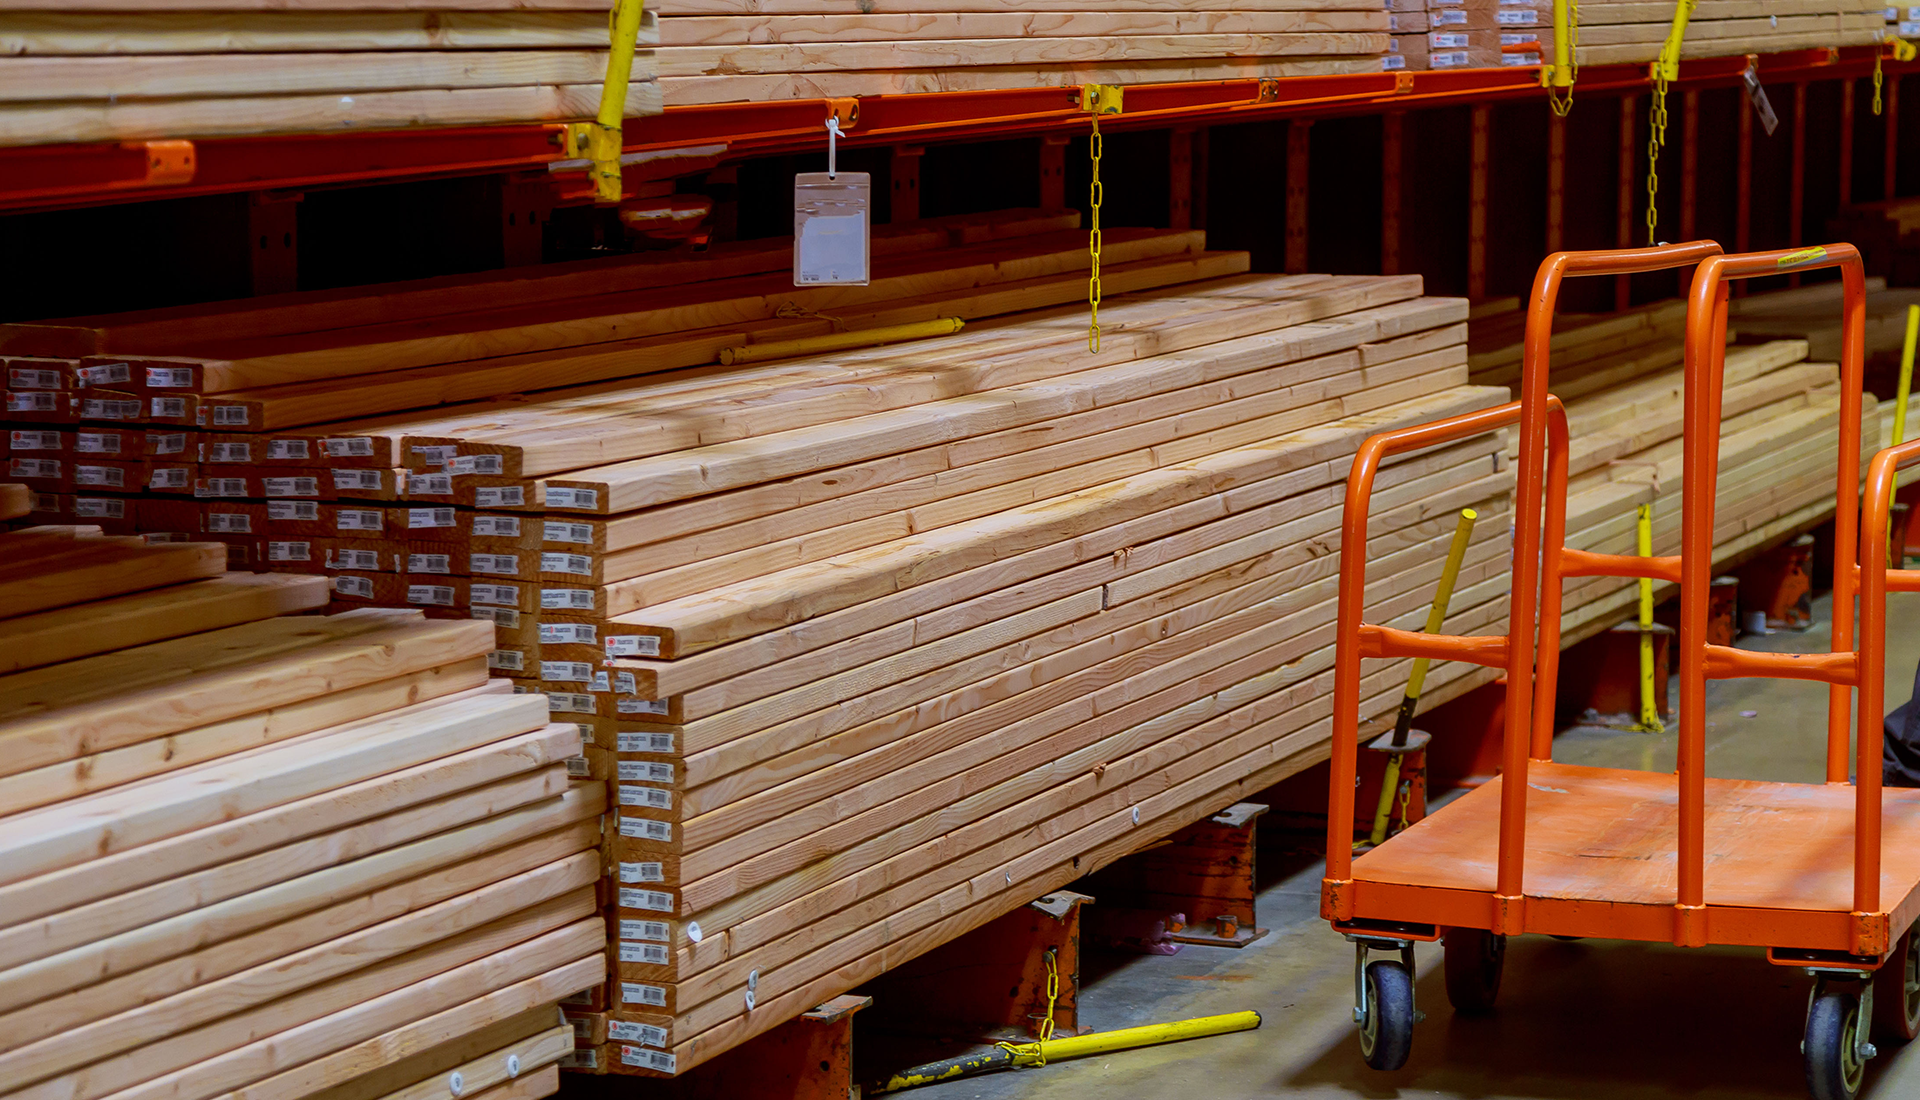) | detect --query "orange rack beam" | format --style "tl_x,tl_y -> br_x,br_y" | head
0,45 -> 1899,215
